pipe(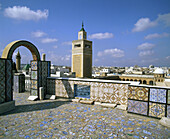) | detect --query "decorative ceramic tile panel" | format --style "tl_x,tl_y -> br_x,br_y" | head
31,80 -> 37,89
128,86 -> 148,101
6,60 -> 12,101
150,88 -> 157,102
38,61 -> 42,87
41,62 -> 48,93
47,78 -> 129,105
167,105 -> 170,118
93,83 -> 102,102
149,102 -> 165,118
54,80 -> 71,98
0,59 -> 5,103
47,79 -> 55,95
47,61 -> 51,77
31,71 -> 37,80
128,100 -> 148,115
31,90 -> 38,96
63,80 -> 73,97
168,90 -> 170,104
13,76 -> 19,93
90,82 -> 126,104
42,62 -> 48,75
30,60 -> 40,98
150,88 -> 166,103
118,84 -> 128,105
31,61 -> 38,70
157,89 -> 166,103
